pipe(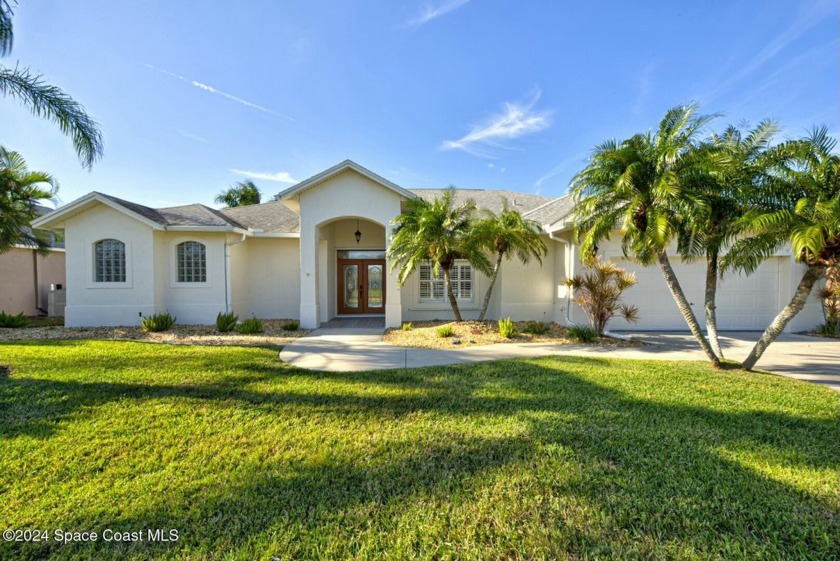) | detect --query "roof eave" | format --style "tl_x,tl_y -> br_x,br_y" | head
31,192 -> 166,231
